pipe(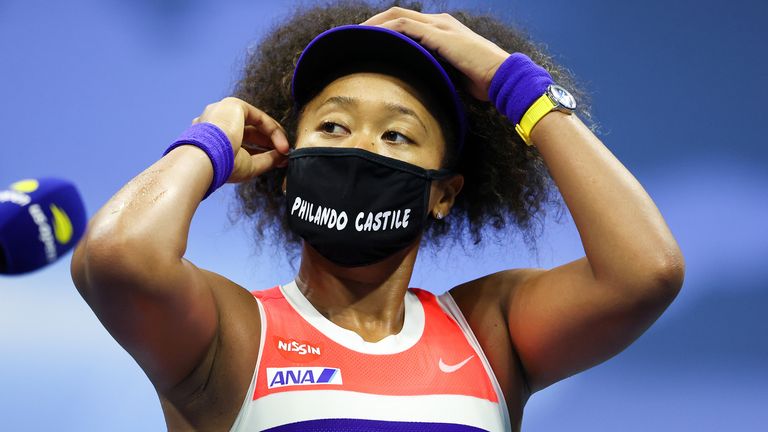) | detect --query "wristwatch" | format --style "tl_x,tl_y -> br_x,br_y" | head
515,84 -> 576,146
